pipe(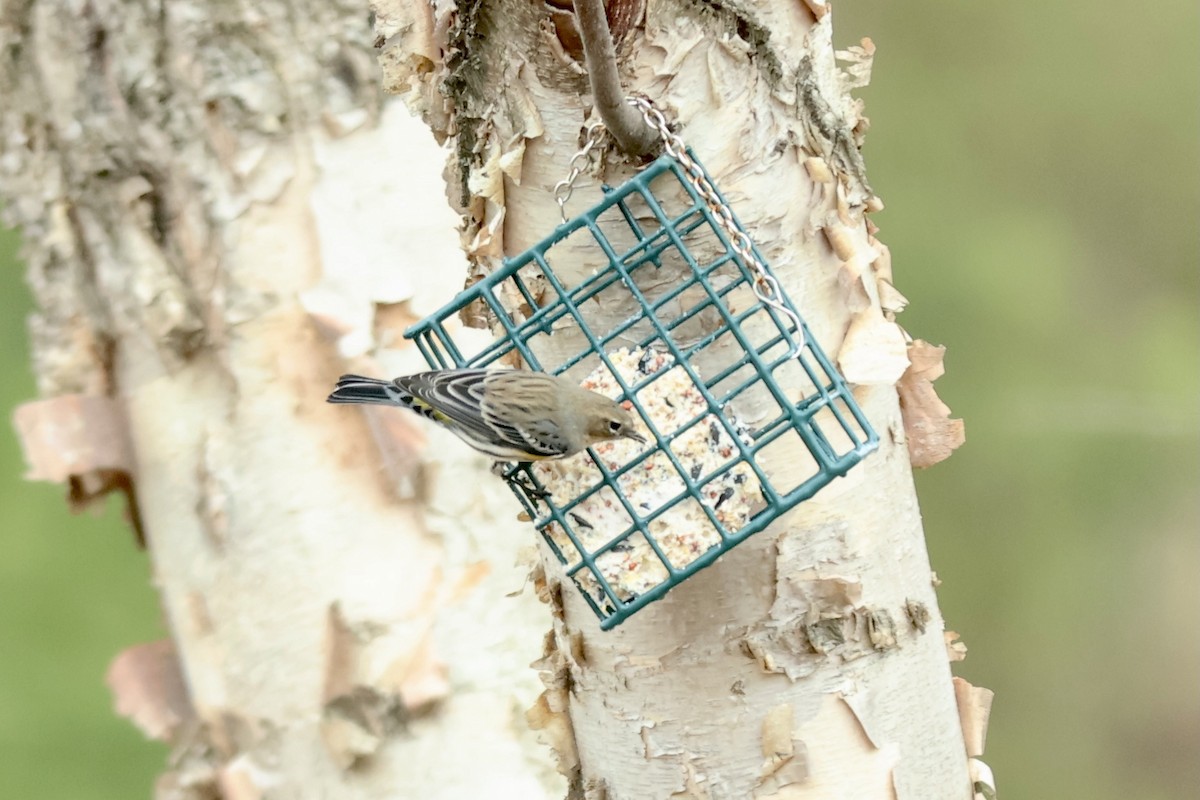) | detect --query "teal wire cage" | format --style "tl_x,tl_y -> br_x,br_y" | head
405,150 -> 878,629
